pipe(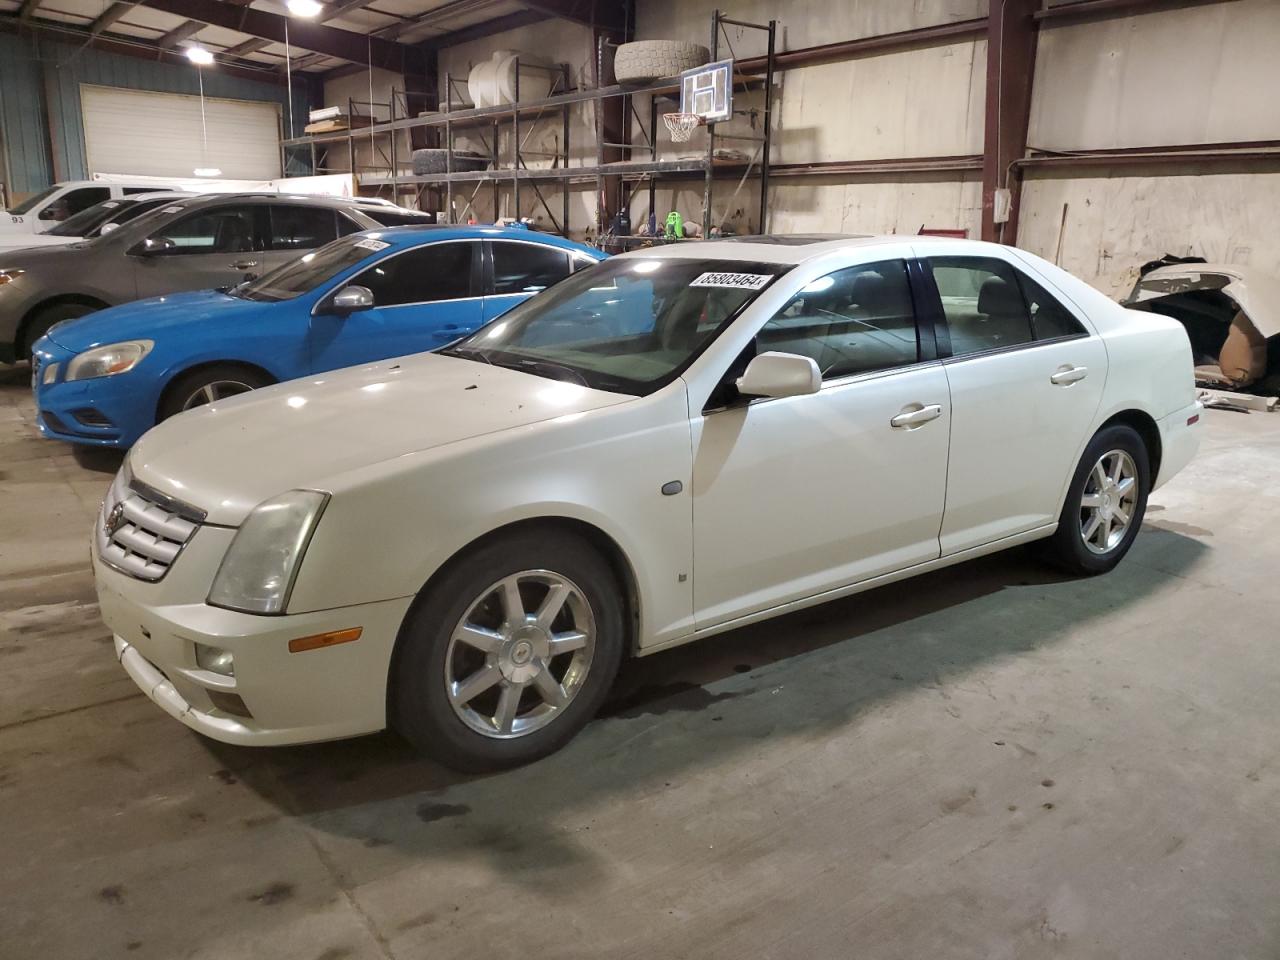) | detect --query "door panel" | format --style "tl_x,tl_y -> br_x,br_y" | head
691,363 -> 951,629
307,241 -> 482,371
